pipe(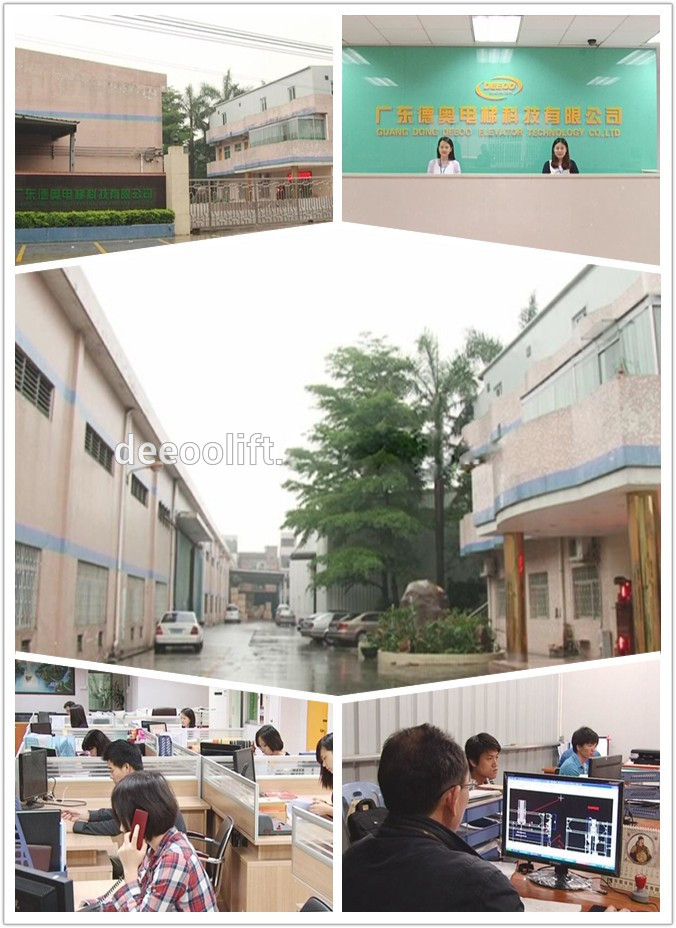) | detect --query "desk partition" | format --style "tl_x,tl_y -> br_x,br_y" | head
201,757 -> 261,841
291,807 -> 333,908
255,755 -> 321,777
